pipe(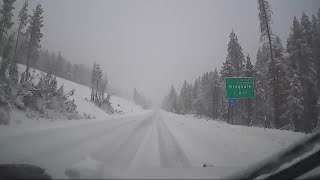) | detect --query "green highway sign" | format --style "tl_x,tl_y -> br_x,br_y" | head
226,77 -> 254,99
